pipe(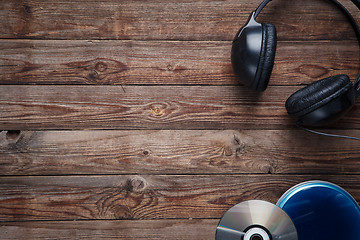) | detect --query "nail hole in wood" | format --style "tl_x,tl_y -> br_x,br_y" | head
6,130 -> 21,140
